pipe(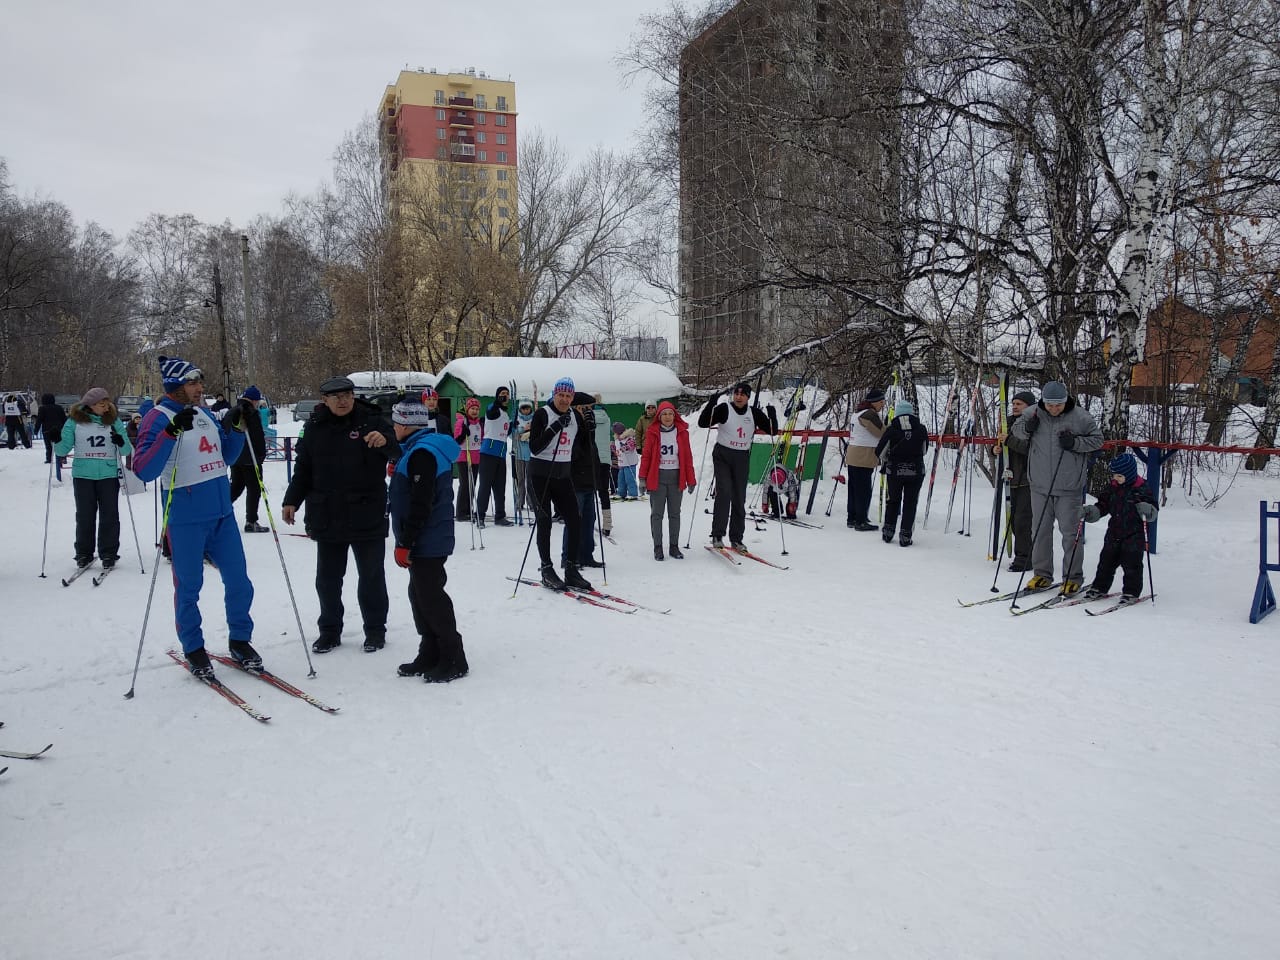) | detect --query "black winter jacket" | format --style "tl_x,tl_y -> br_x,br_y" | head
874,412 -> 930,477
1093,477 -> 1156,547
282,398 -> 399,542
36,398 -> 67,443
233,402 -> 268,467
